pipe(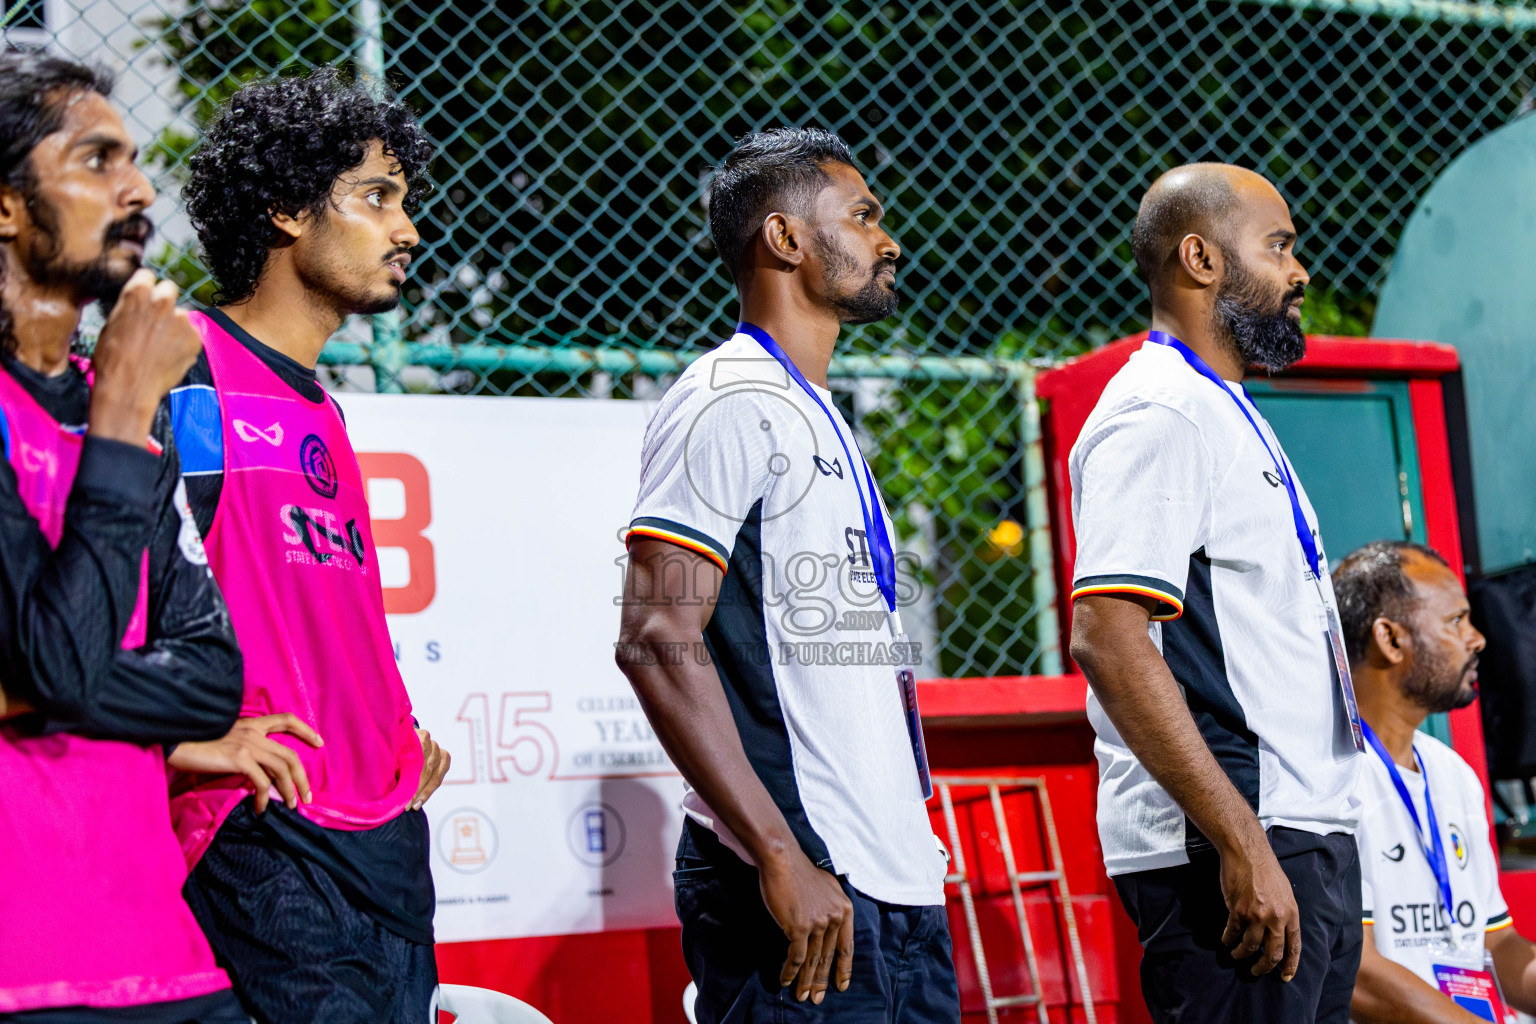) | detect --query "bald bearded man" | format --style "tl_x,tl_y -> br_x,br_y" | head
1068,164 -> 1364,1023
